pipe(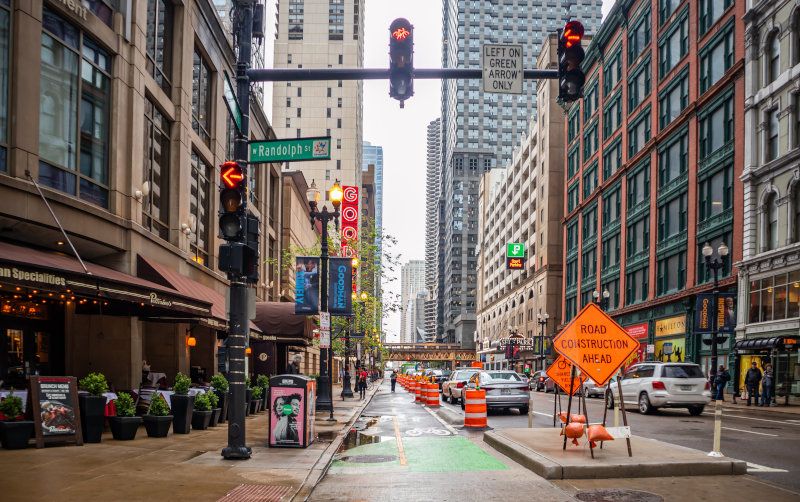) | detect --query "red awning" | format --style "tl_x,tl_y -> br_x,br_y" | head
253,302 -> 316,344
